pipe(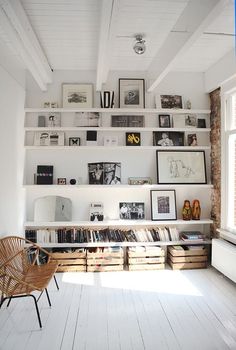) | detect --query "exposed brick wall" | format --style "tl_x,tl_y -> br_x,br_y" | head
210,88 -> 221,237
